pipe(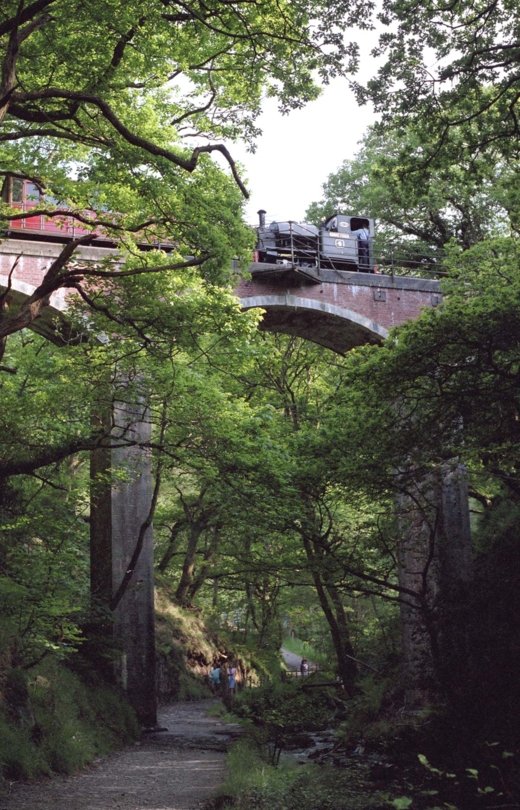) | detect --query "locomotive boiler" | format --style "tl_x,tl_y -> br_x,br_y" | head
255,210 -> 375,273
